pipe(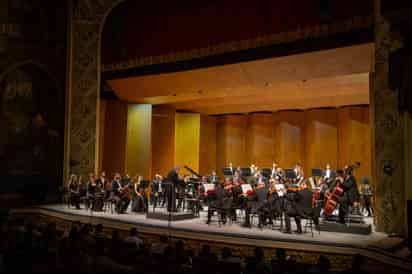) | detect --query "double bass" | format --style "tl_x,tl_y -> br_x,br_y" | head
323,178 -> 344,216
323,163 -> 360,216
